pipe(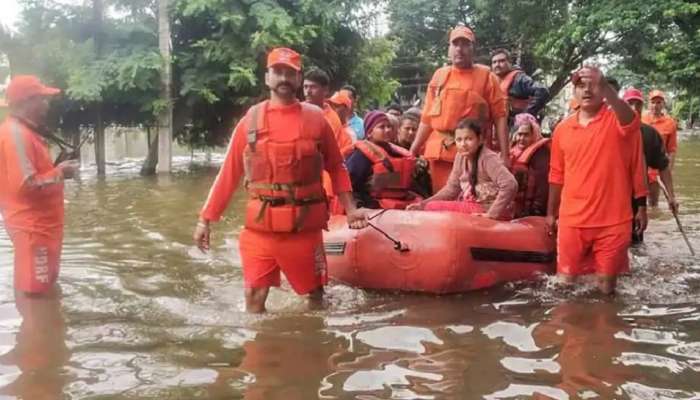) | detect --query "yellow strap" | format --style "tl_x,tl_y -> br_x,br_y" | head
247,104 -> 262,152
